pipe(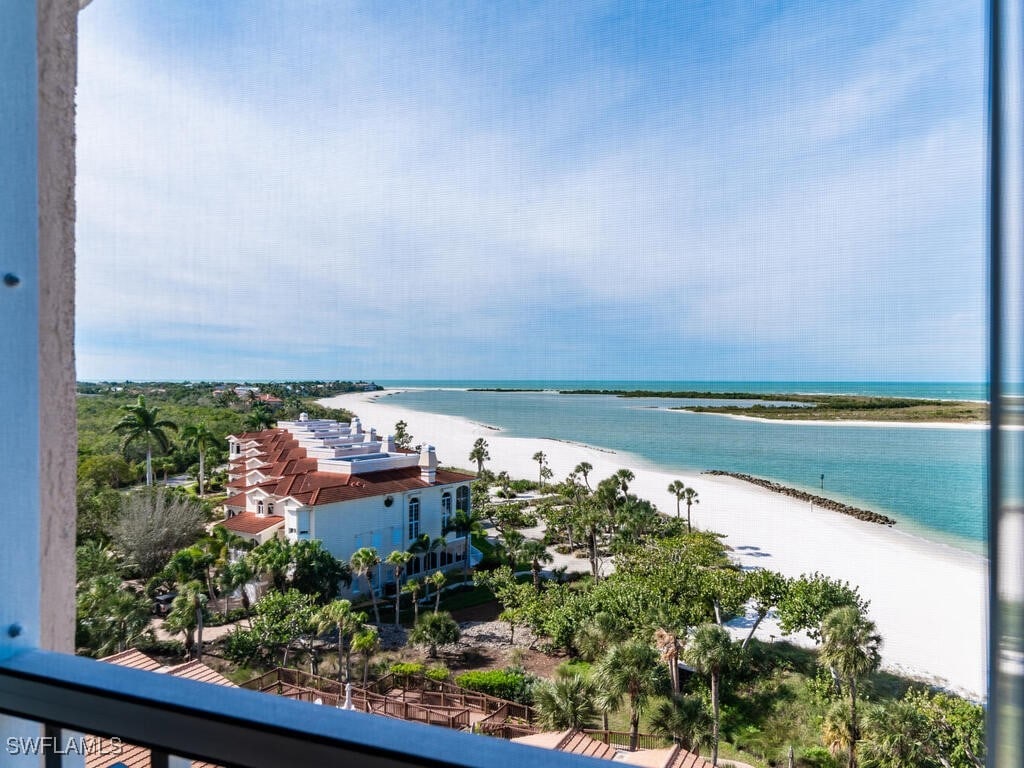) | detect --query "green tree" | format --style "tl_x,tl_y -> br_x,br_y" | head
469,438 -> 490,475
317,599 -> 367,685
394,420 -> 413,450
859,700 -> 941,768
78,453 -> 133,489
165,580 -> 208,661
819,606 -> 882,768
247,589 -> 319,667
349,547 -> 382,624
532,450 -> 548,490
902,689 -> 984,768
403,578 -> 423,624
682,486 -> 699,532
649,695 -> 714,754
244,403 -> 274,431
740,569 -> 788,650
249,538 -> 294,593
289,539 -> 350,603
521,538 -> 553,592
444,508 -> 482,585
352,625 -> 380,686
429,570 -> 446,613
534,671 -> 600,730
409,611 -> 460,658
594,640 -> 667,751
75,574 -> 152,657
385,549 -> 414,626
181,421 -> 222,497
667,480 -> 687,520
111,395 -> 178,486
686,623 -> 734,766
777,572 -> 868,641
